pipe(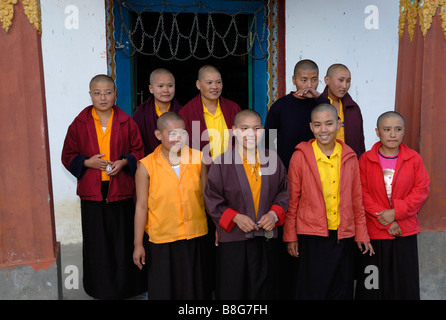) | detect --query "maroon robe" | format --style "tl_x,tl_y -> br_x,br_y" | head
204,147 -> 289,243
132,96 -> 183,156
322,86 -> 365,158
179,93 -> 241,160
